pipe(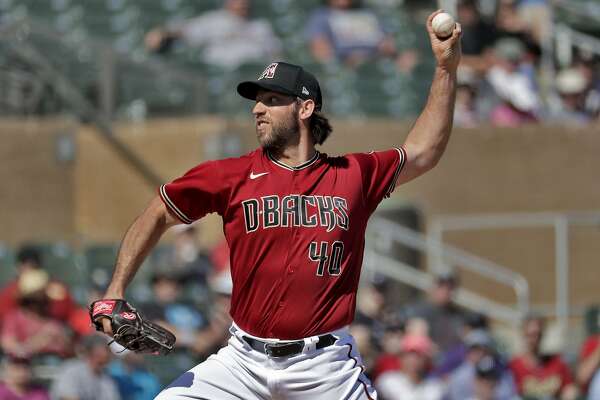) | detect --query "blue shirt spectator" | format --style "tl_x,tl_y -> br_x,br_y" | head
305,0 -> 418,71
108,354 -> 161,400
589,371 -> 600,400
445,330 -> 518,400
